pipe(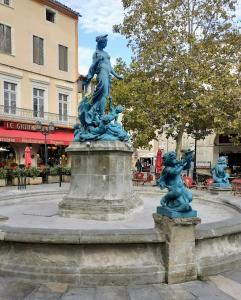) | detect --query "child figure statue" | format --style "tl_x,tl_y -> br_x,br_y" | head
156,150 -> 197,218
211,156 -> 230,188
